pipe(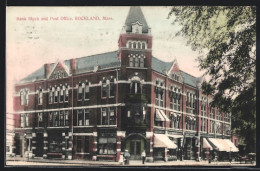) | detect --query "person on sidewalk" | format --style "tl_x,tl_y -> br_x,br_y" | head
119,152 -> 124,165
141,150 -> 146,164
123,150 -> 130,165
